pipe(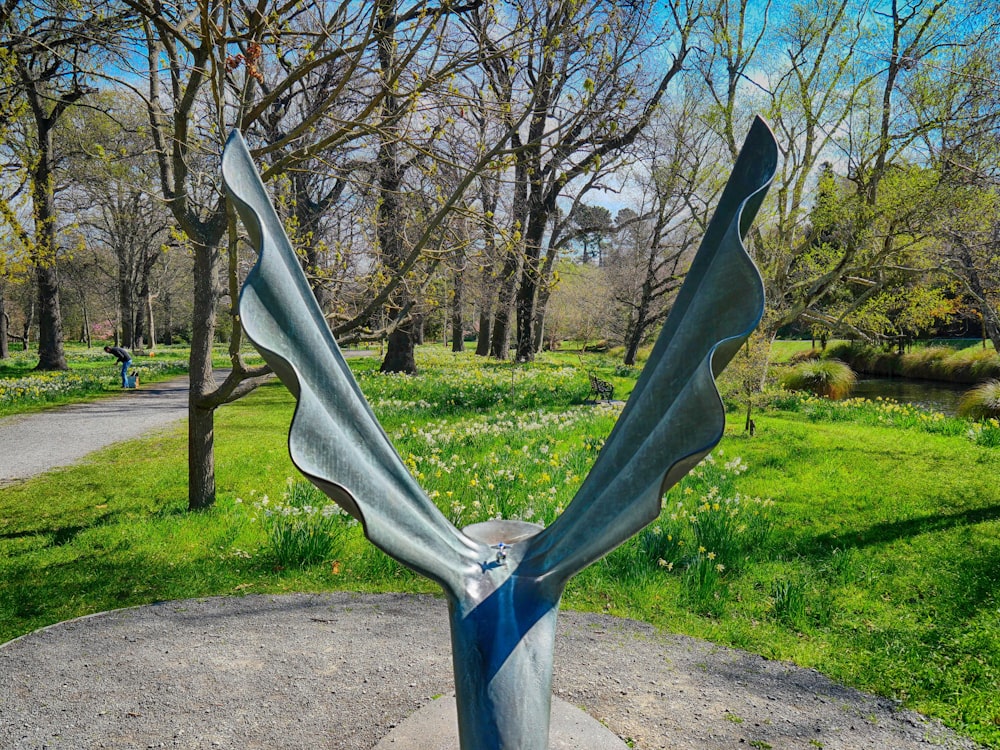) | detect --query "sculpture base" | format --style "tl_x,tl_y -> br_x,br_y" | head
373,694 -> 629,749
